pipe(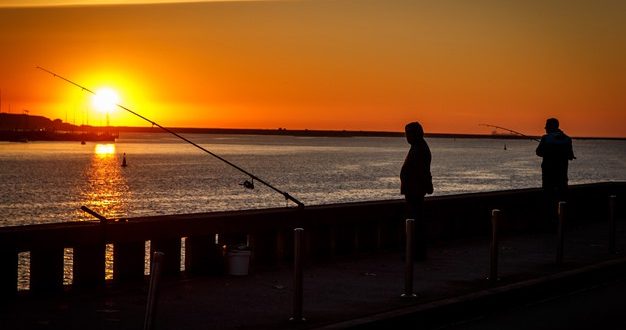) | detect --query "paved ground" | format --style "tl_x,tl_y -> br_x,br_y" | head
434,278 -> 626,330
1,218 -> 625,330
